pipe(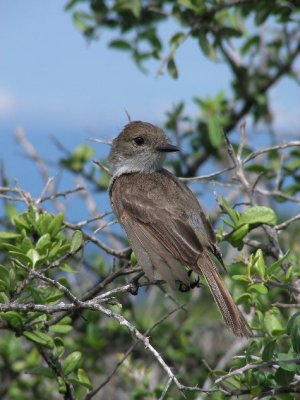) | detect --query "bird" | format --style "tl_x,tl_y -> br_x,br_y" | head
107,120 -> 251,338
